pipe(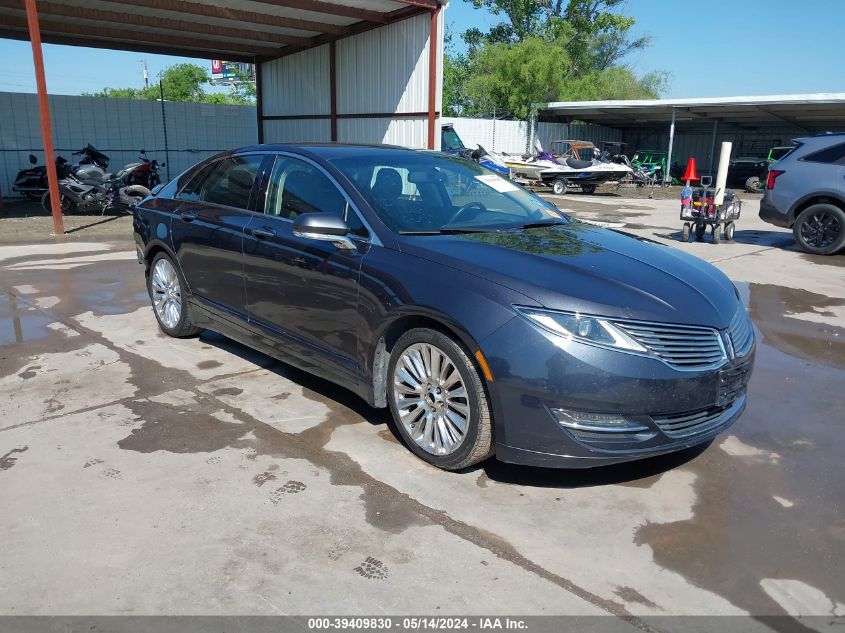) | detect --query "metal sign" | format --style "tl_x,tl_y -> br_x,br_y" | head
211,60 -> 254,84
